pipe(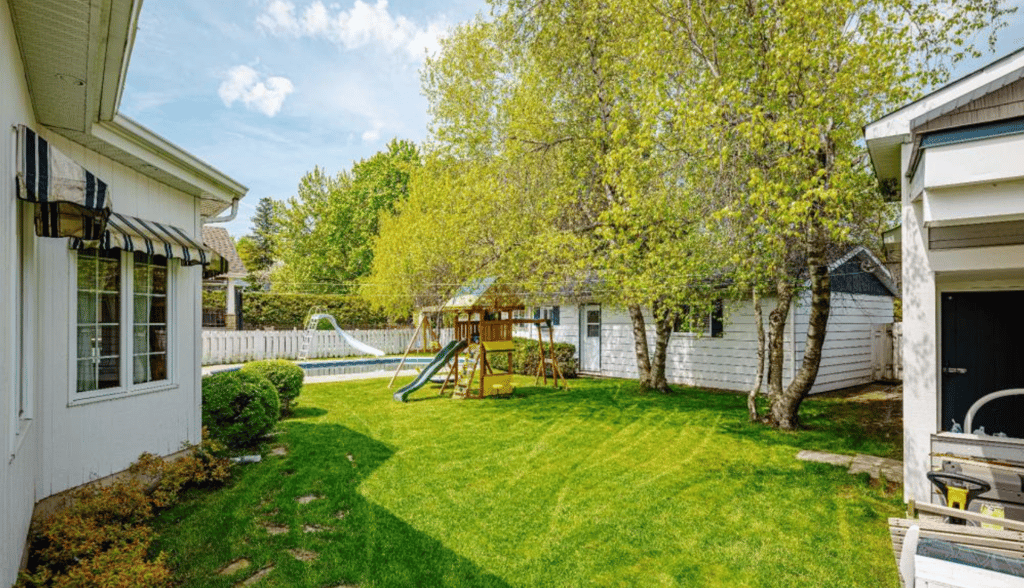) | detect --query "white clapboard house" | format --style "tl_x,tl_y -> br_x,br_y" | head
866,47 -> 1024,505
519,247 -> 896,394
0,0 -> 246,584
